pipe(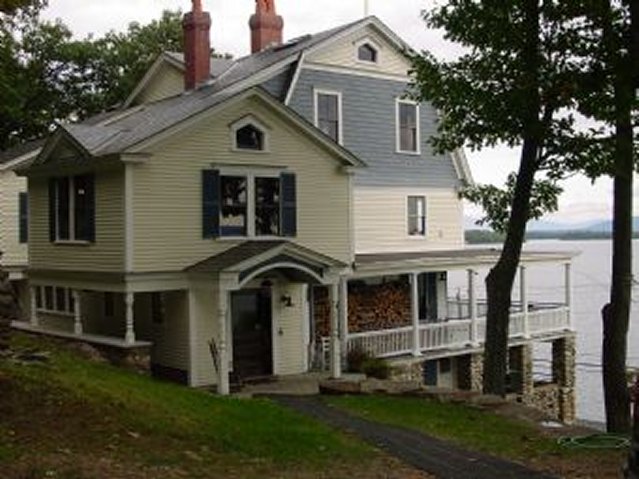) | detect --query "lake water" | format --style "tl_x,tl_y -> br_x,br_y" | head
448,239 -> 639,424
